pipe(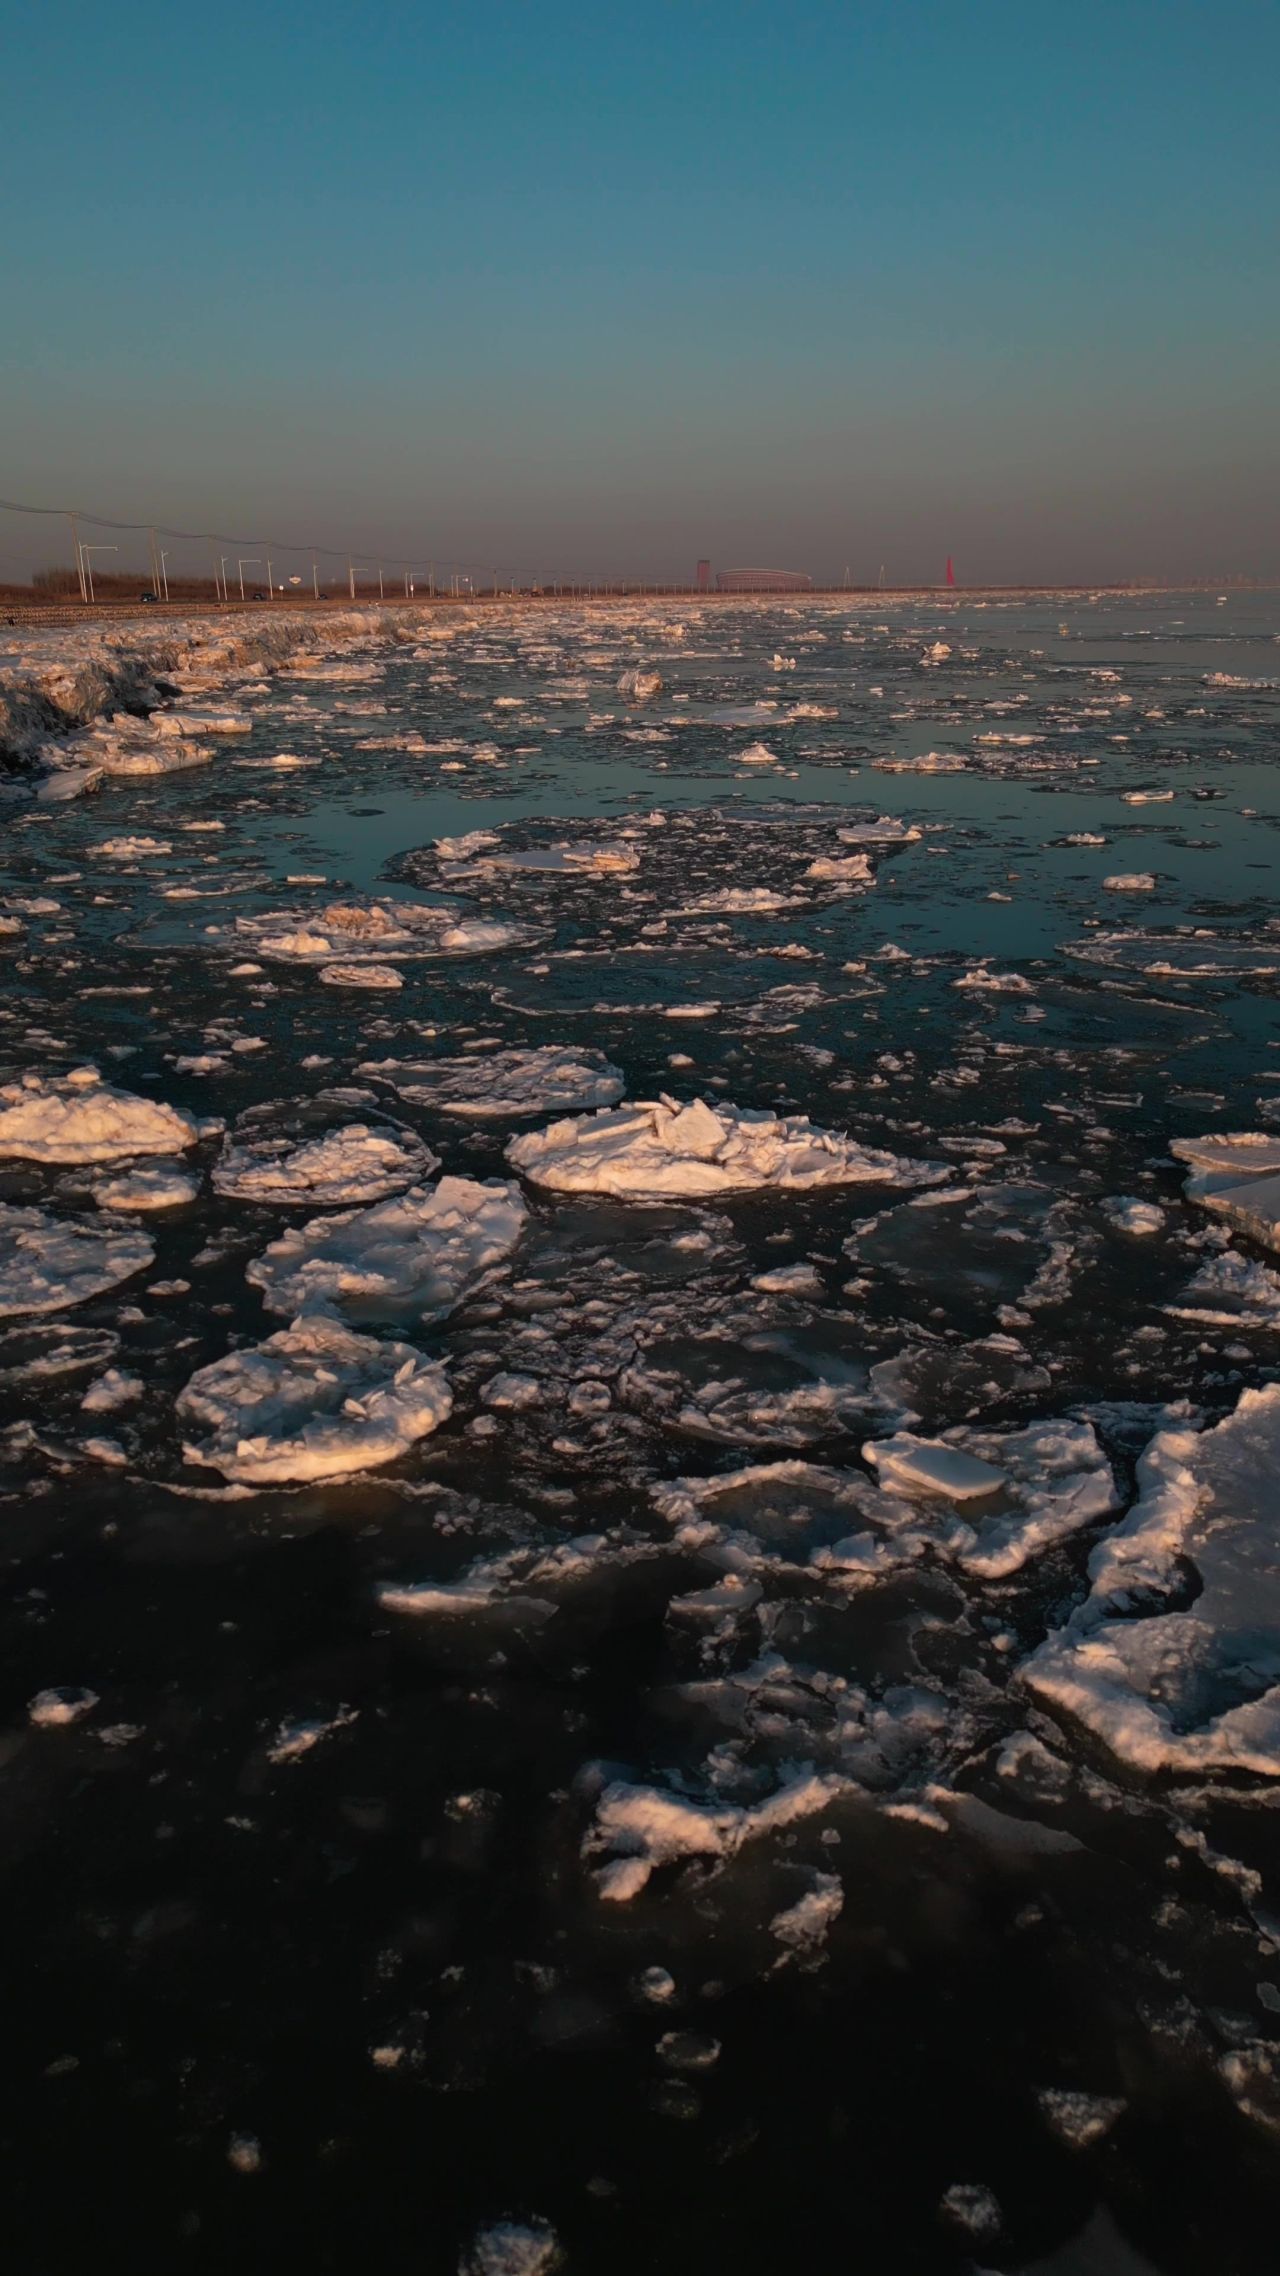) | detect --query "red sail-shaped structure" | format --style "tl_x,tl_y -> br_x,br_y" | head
945,555 -> 955,587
